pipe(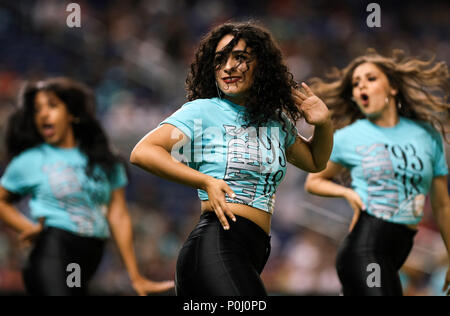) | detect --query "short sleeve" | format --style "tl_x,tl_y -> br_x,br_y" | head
0,153 -> 36,195
109,163 -> 128,190
158,101 -> 205,140
431,131 -> 448,177
281,113 -> 298,149
329,131 -> 348,167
